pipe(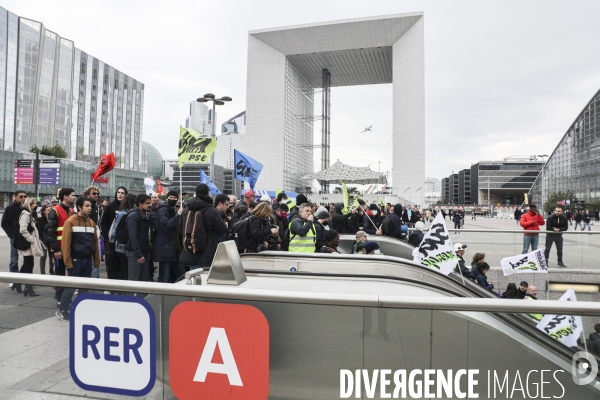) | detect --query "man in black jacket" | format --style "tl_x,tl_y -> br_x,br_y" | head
402,205 -> 418,228
514,208 -> 523,226
1,190 -> 26,284
99,186 -> 127,280
331,202 -> 354,234
179,184 -> 228,270
126,194 -> 152,284
544,206 -> 568,268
